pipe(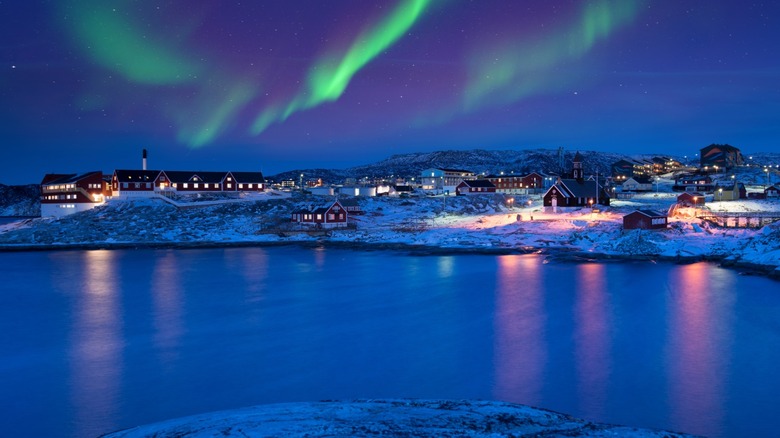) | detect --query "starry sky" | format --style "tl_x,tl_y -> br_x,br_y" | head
1,0 -> 779,184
